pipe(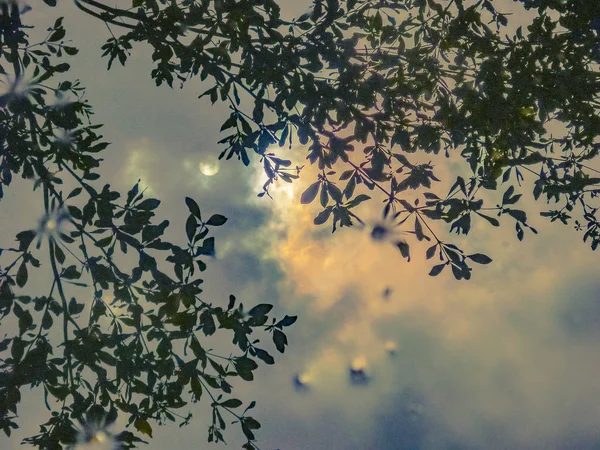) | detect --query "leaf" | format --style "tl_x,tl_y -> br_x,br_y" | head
254,348 -> 275,365
227,294 -> 236,310
328,184 -> 343,203
320,184 -> 329,207
429,264 -> 445,276
41,311 -> 53,330
414,217 -> 425,241
185,197 -> 201,219
314,208 -> 332,225
137,199 -> 160,210
55,245 -> 66,264
502,186 -> 515,205
200,310 -> 216,336
476,212 -> 500,227
248,303 -> 273,318
62,265 -> 80,280
16,262 -> 28,288
425,244 -> 437,260
467,253 -> 493,264
235,357 -> 258,381
221,398 -> 243,409
506,209 -> 527,223
276,315 -> 298,328
134,418 -> 153,438
346,194 -> 370,209
273,329 -> 287,353
198,237 -> 215,256
49,28 -> 66,42
67,187 -> 82,199
16,230 -> 35,251
395,240 -> 410,261
186,215 -> 197,242
43,0 -> 57,5
300,181 -> 320,204
207,214 -> 227,226
68,297 -> 85,315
